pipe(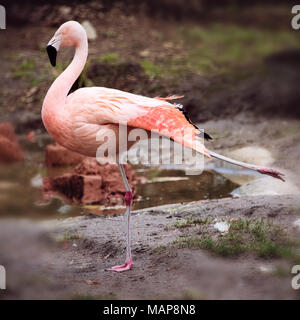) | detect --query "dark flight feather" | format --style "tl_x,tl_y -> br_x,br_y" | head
175,104 -> 213,141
